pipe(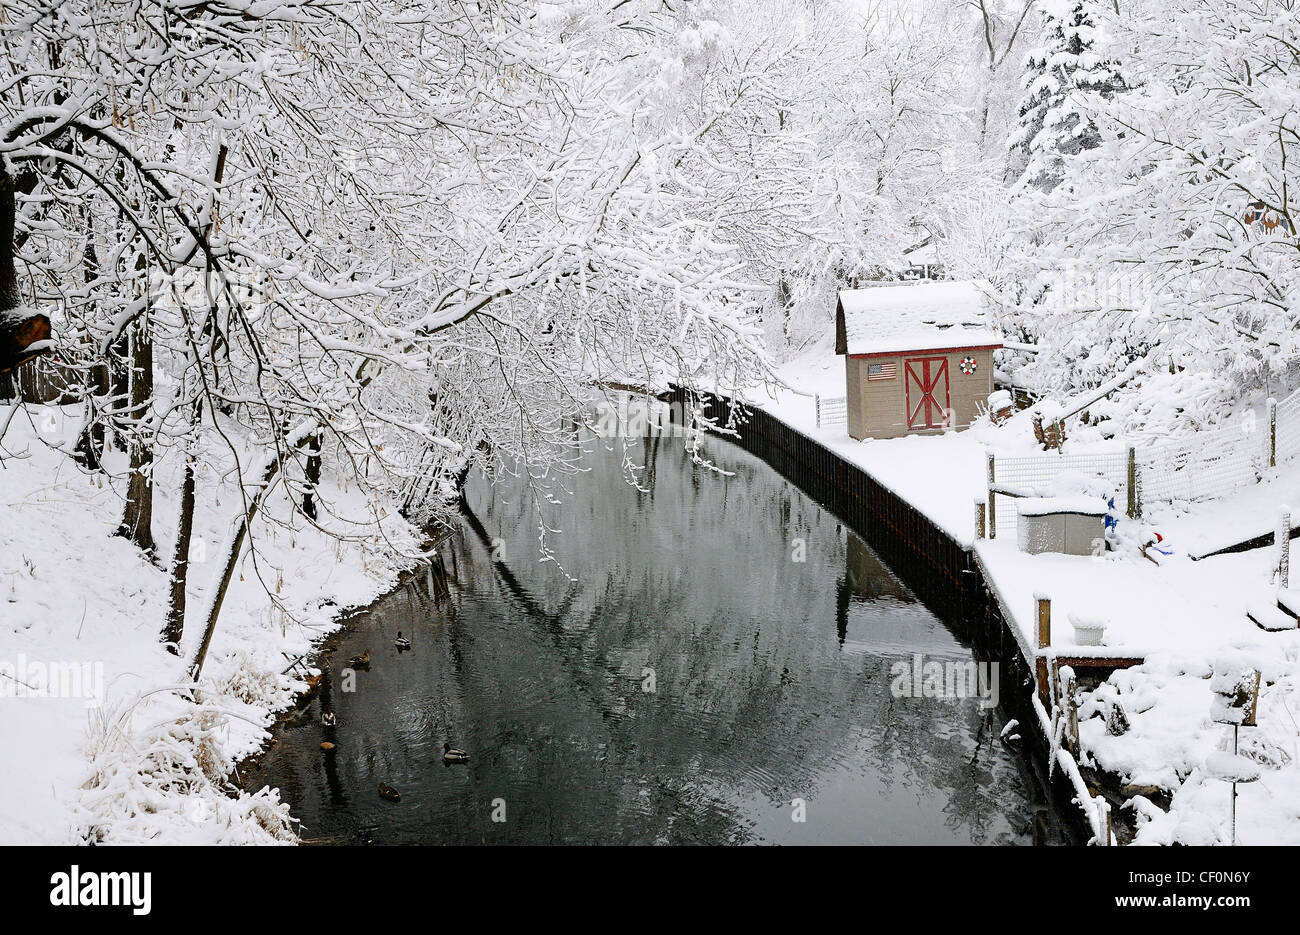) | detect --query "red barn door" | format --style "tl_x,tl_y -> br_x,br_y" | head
904,357 -> 950,430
